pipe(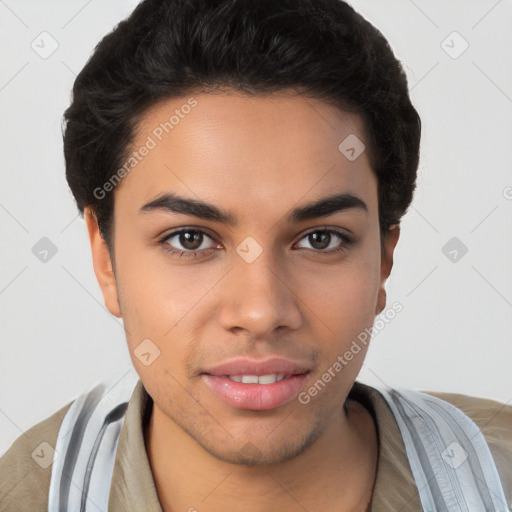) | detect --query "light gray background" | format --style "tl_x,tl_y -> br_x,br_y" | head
1,0 -> 511,457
